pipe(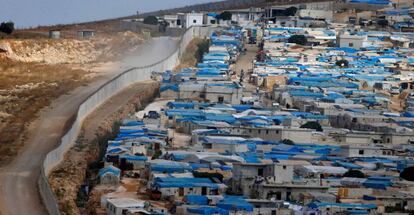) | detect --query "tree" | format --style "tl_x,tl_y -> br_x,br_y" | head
300,121 -> 323,132
119,158 -> 134,171
400,166 -> 414,181
143,16 -> 159,25
281,139 -> 295,145
343,169 -> 366,178
285,7 -> 298,16
0,21 -> 14,35
377,19 -> 388,28
218,11 -> 232,21
336,59 -> 349,68
152,150 -> 162,160
288,35 -> 307,45
196,39 -> 210,62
